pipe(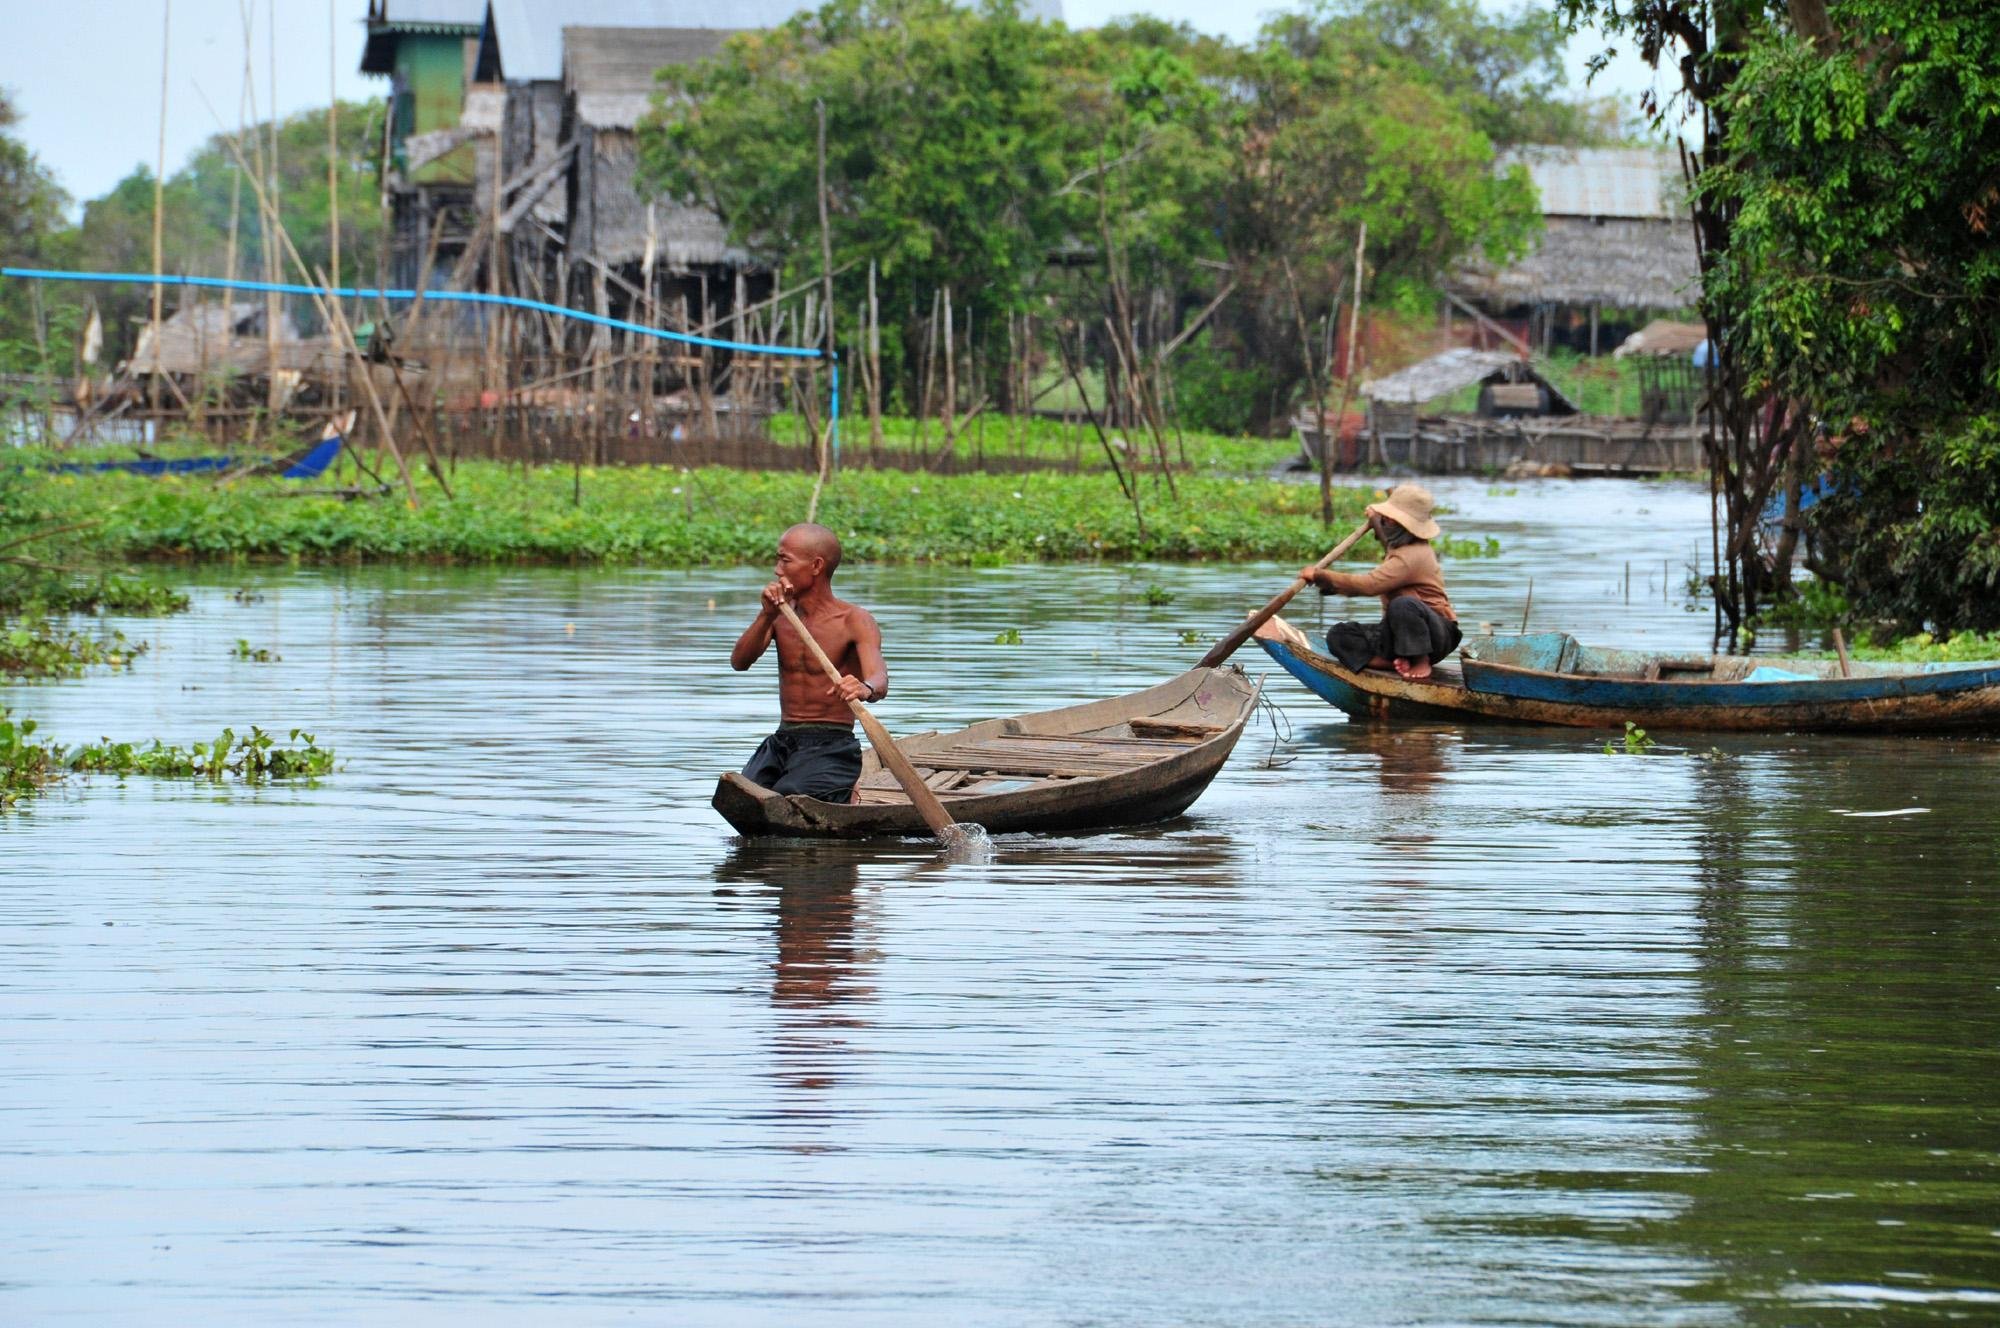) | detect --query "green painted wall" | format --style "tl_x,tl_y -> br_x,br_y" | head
393,34 -> 475,186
